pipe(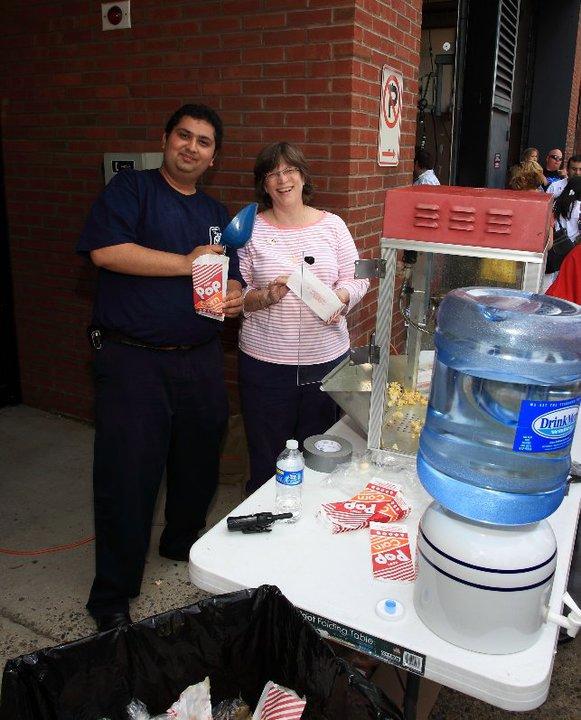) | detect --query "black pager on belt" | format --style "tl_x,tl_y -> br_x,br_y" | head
226,511 -> 292,533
